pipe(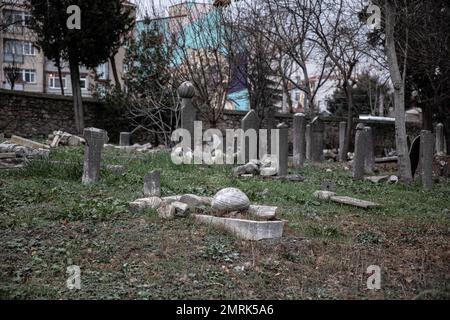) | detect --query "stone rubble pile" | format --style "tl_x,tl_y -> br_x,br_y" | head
129,187 -> 280,222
